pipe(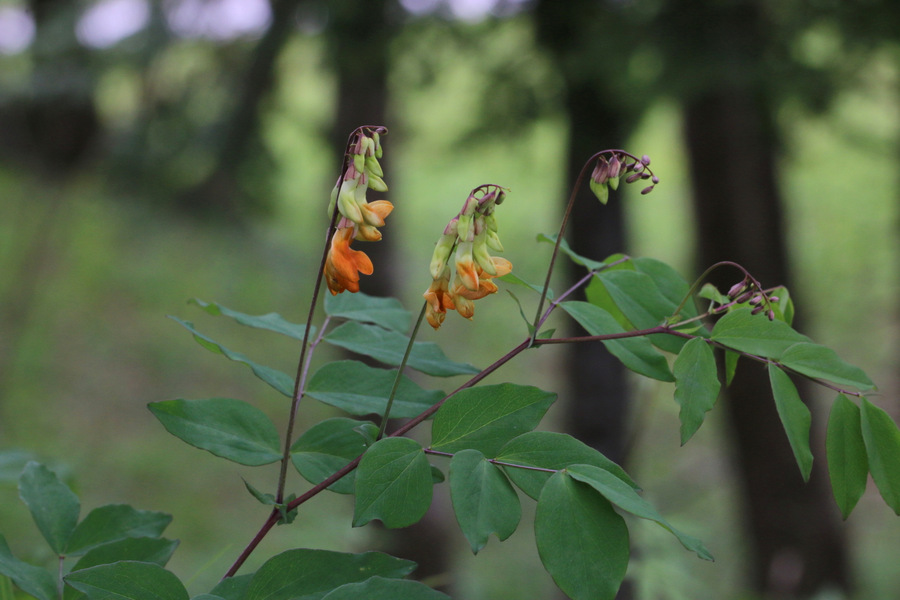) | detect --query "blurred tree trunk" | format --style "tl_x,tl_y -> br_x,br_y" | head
324,0 -> 399,299
533,2 -> 635,598
179,0 -> 304,218
684,83 -> 850,600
